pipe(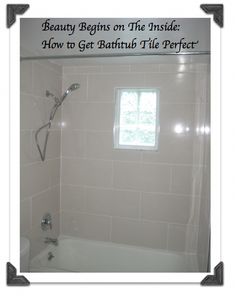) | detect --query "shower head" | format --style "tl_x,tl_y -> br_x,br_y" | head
67,83 -> 80,92
61,83 -> 80,103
